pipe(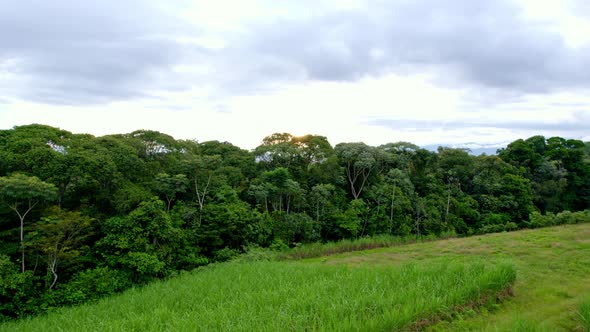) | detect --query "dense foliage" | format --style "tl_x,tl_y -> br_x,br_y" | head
0,124 -> 588,319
